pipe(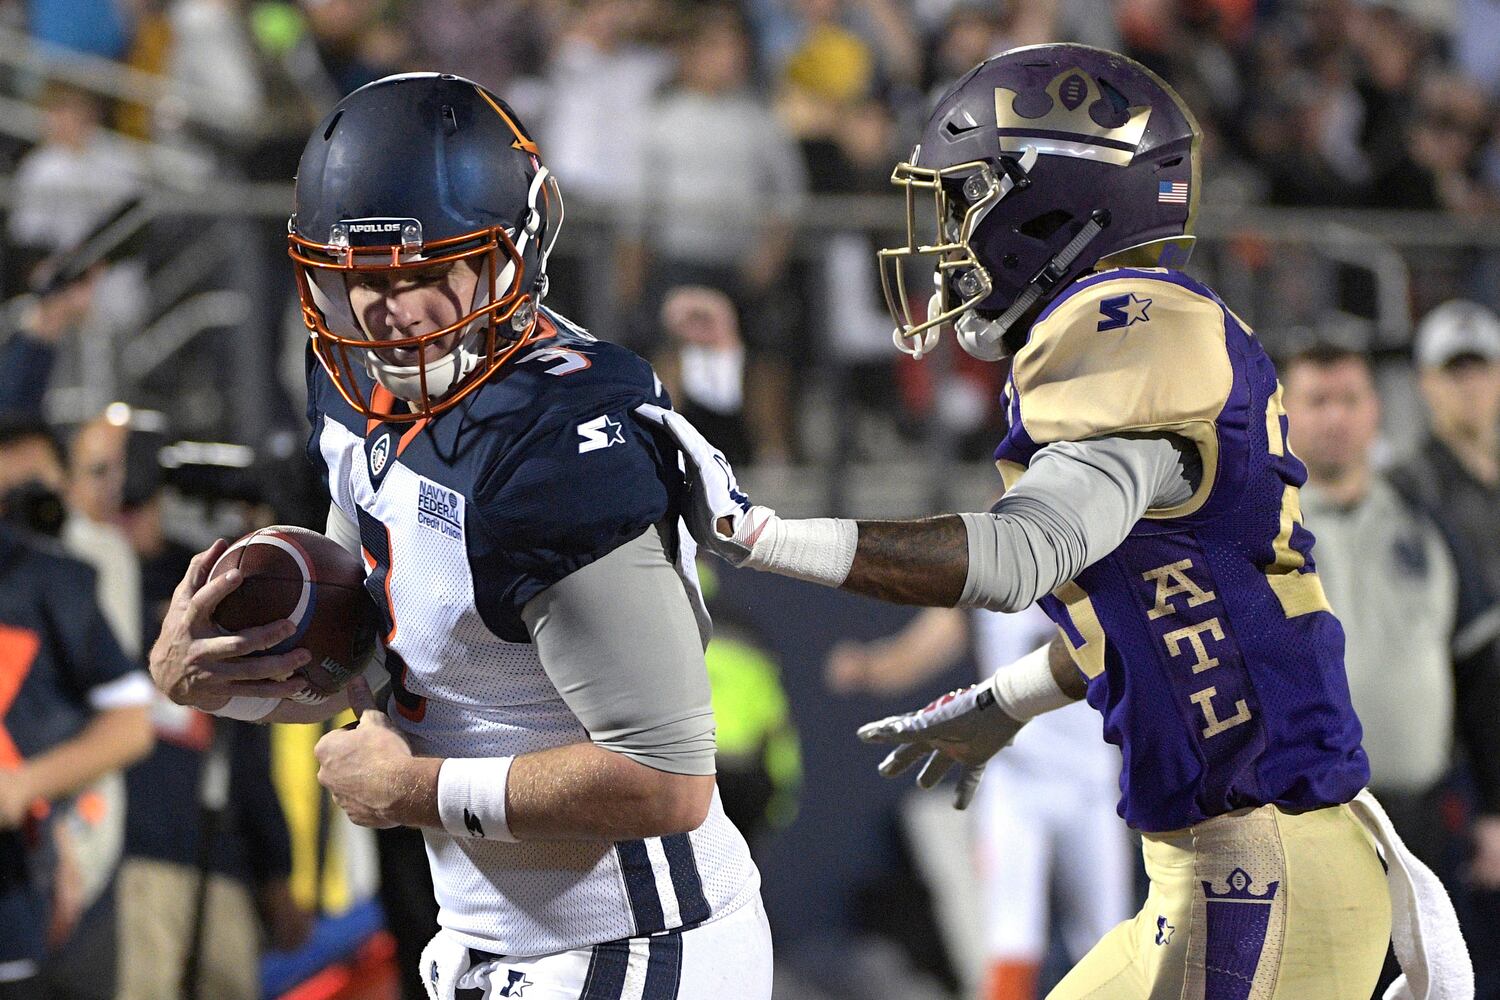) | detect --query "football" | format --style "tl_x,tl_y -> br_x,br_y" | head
208,524 -> 379,705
